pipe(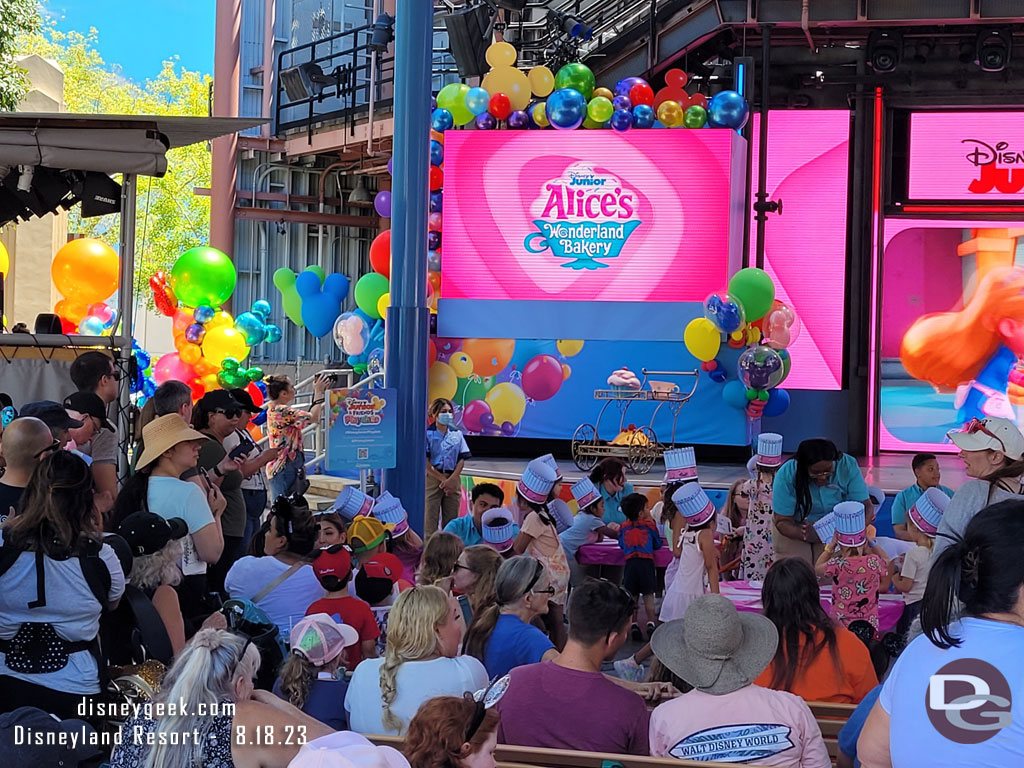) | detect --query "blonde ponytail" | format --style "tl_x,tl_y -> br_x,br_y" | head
278,651 -> 316,709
